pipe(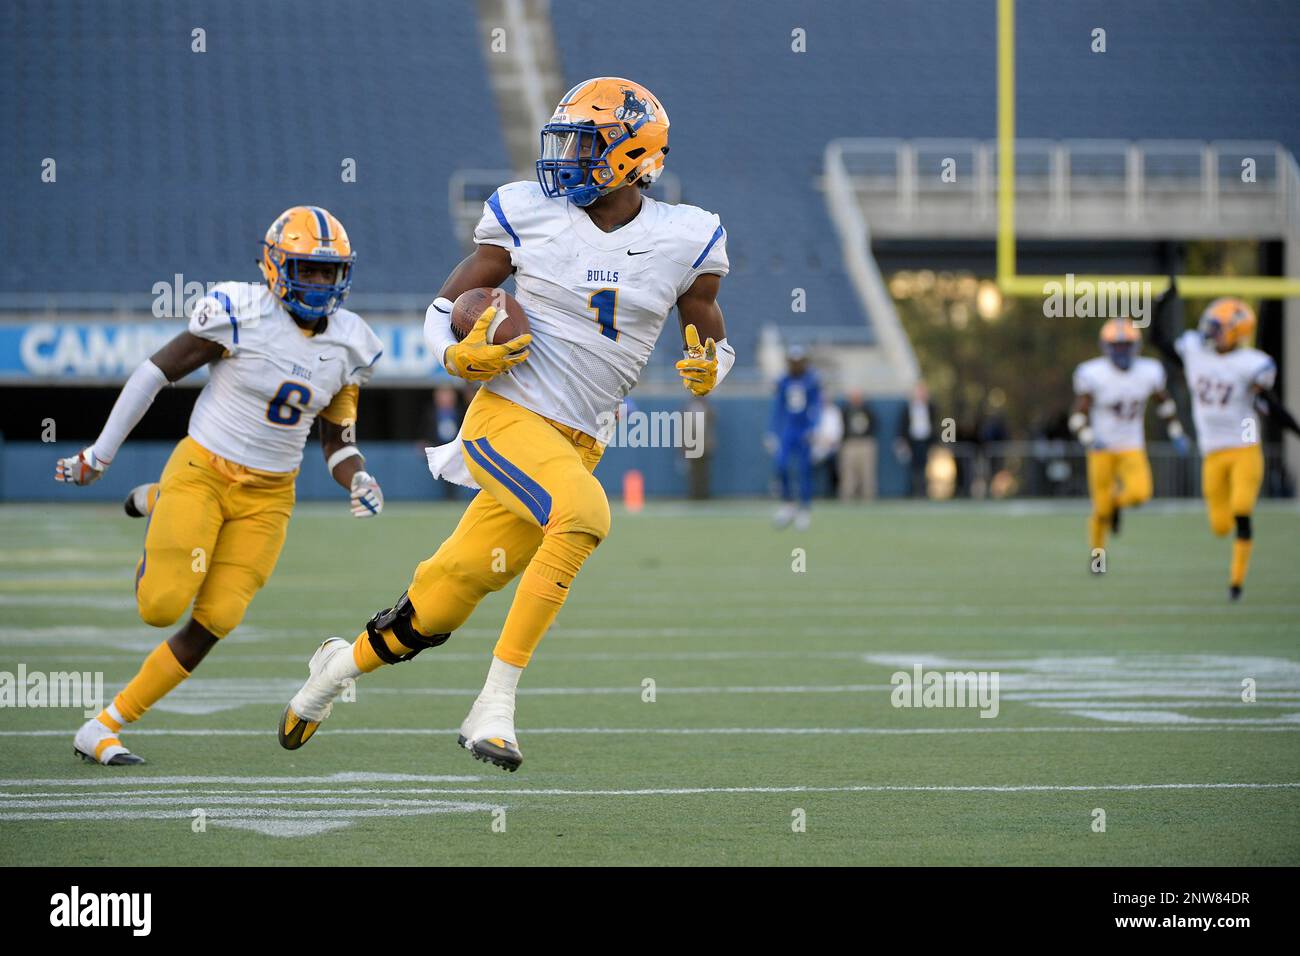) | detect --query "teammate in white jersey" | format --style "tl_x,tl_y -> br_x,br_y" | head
280,77 -> 733,771
1070,318 -> 1185,560
55,206 -> 384,764
1152,291 -> 1300,599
